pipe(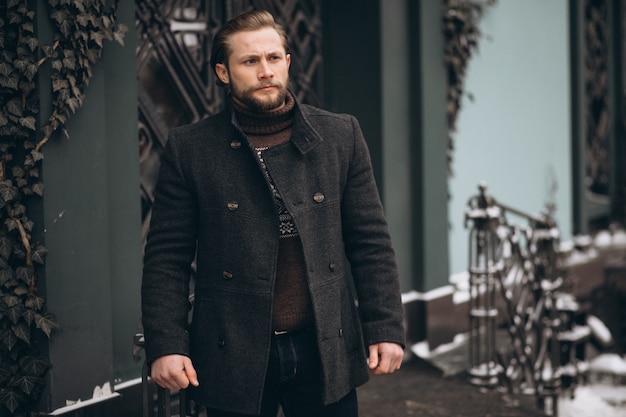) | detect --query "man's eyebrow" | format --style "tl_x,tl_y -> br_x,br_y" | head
237,50 -> 284,60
